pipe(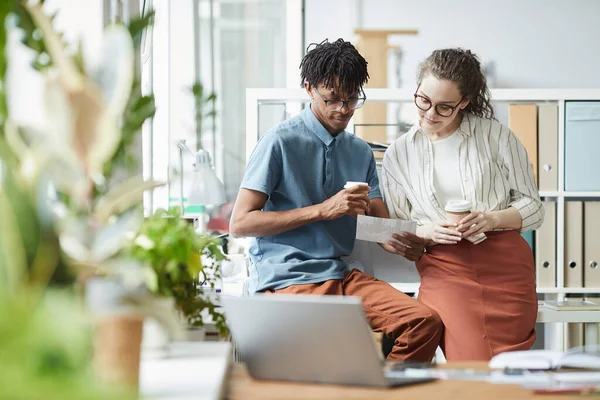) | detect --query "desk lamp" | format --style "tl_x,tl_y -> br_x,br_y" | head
177,139 -> 225,232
